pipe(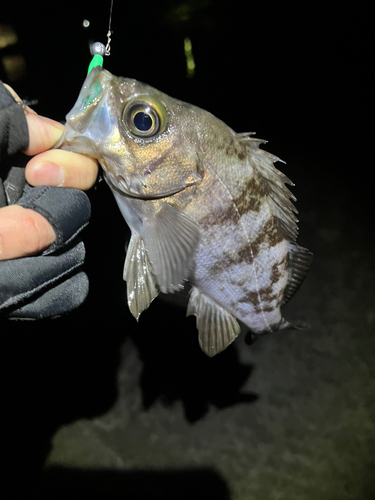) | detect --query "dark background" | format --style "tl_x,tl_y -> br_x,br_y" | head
1,2 -> 374,499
